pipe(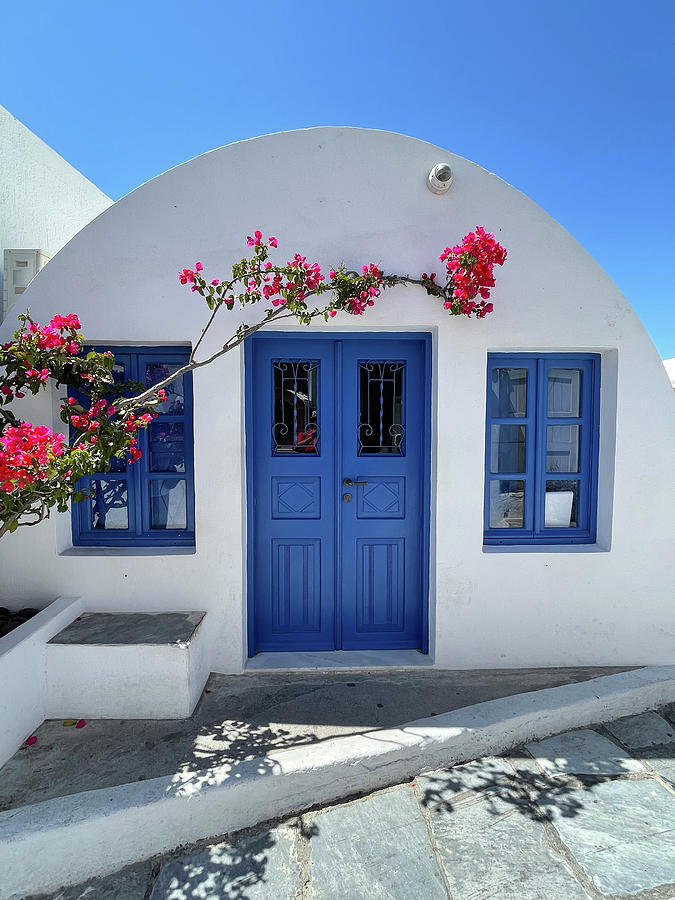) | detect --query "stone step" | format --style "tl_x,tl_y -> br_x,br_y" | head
45,611 -> 209,719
